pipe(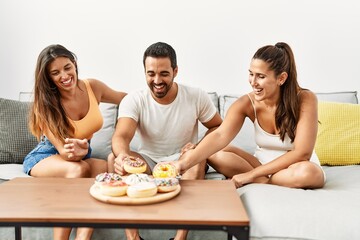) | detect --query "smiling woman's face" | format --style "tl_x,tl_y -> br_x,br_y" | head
48,57 -> 77,91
